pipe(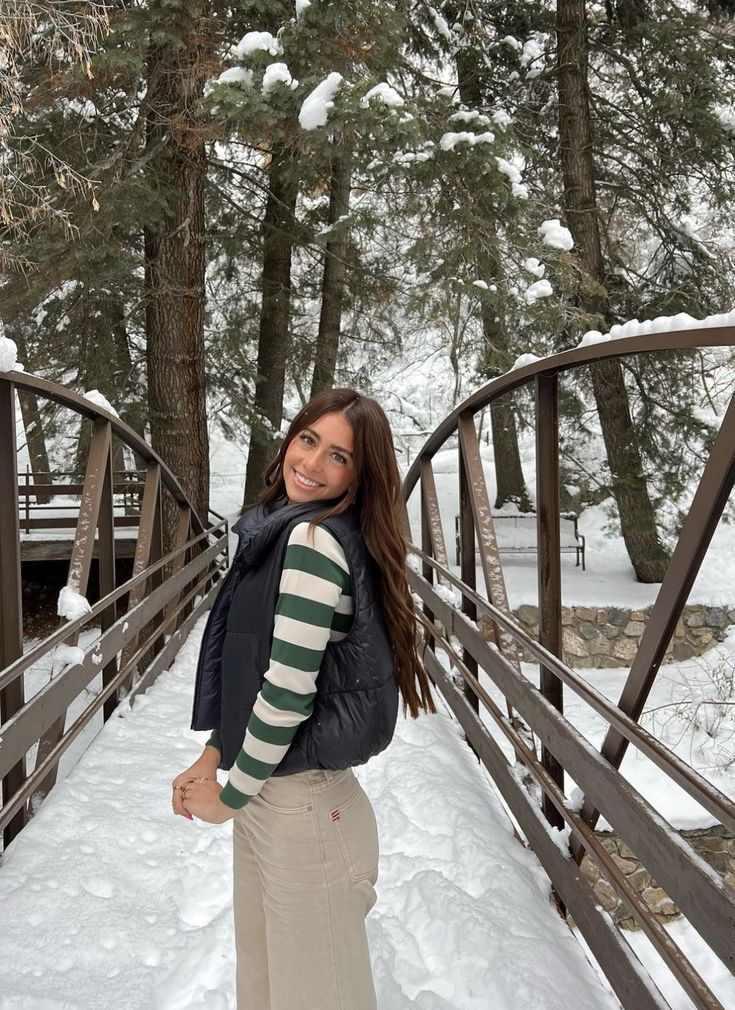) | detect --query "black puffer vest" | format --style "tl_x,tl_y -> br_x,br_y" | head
190,498 -> 399,774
